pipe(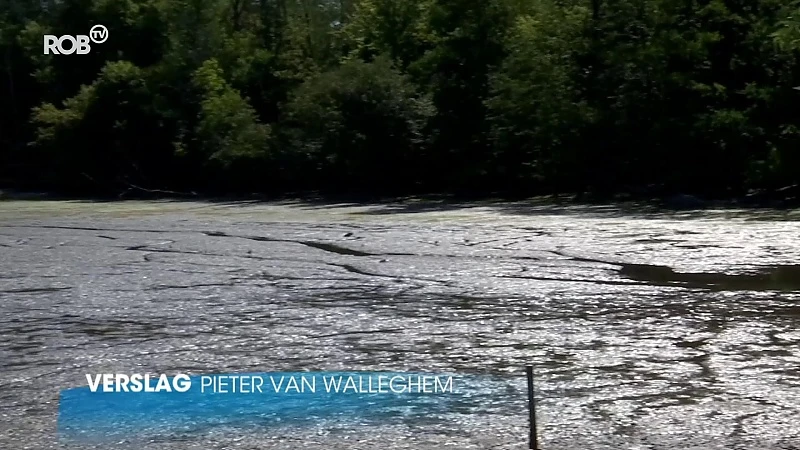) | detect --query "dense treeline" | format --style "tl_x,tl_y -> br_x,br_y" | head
1,0 -> 800,199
